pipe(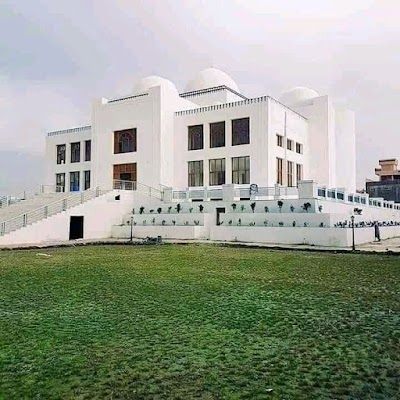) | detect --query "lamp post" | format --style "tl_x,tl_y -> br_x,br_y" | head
130,216 -> 134,242
350,215 -> 355,251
